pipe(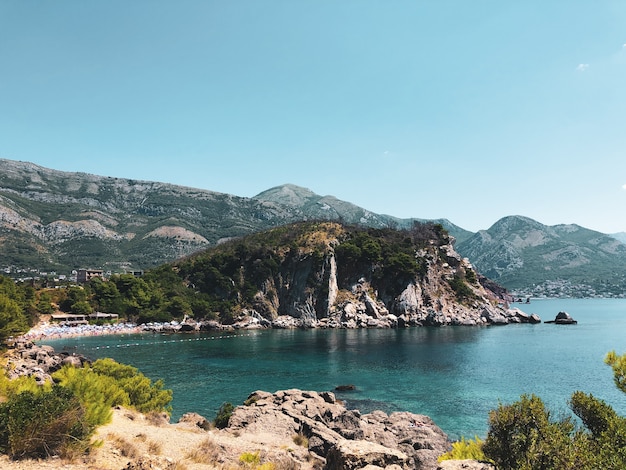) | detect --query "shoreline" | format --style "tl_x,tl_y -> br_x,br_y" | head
19,321 -> 145,341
